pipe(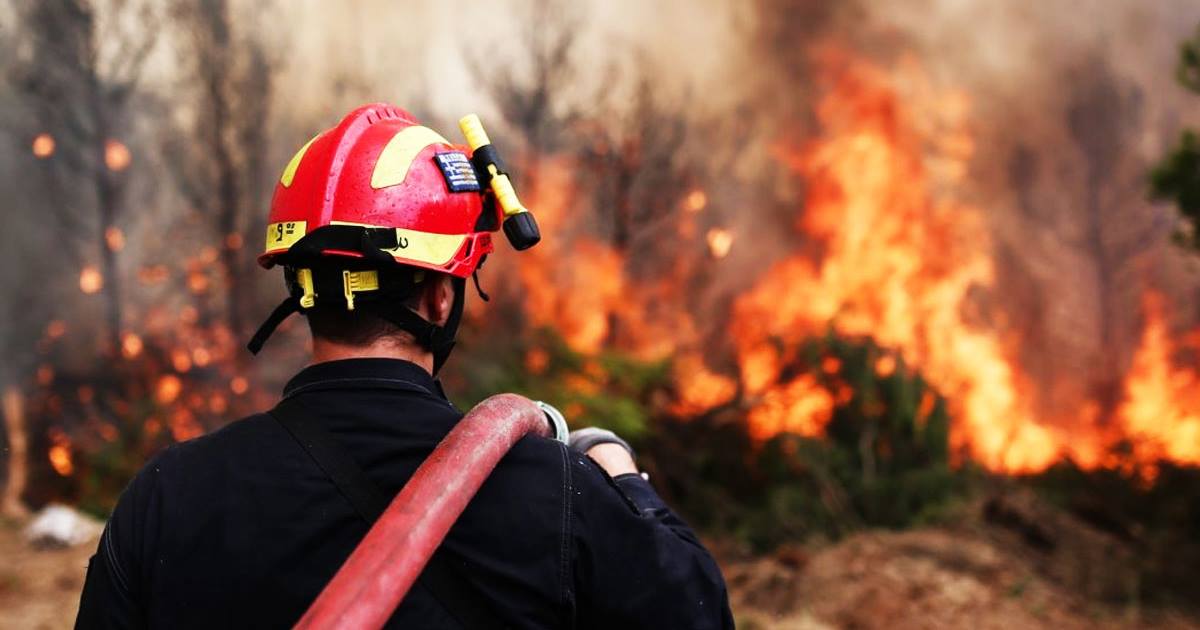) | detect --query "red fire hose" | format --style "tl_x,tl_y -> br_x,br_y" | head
293,394 -> 555,629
